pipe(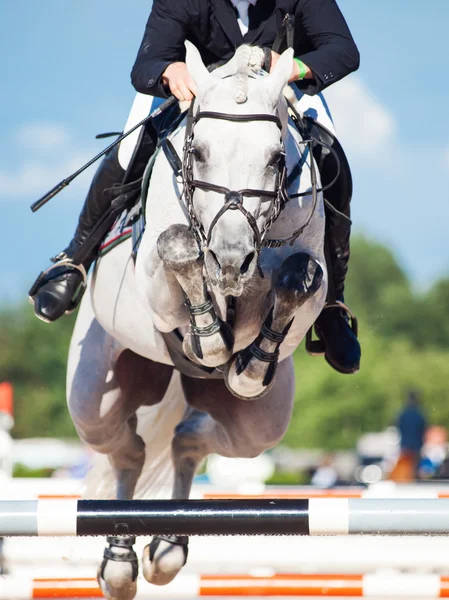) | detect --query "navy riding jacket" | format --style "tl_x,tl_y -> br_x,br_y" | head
131,0 -> 360,99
